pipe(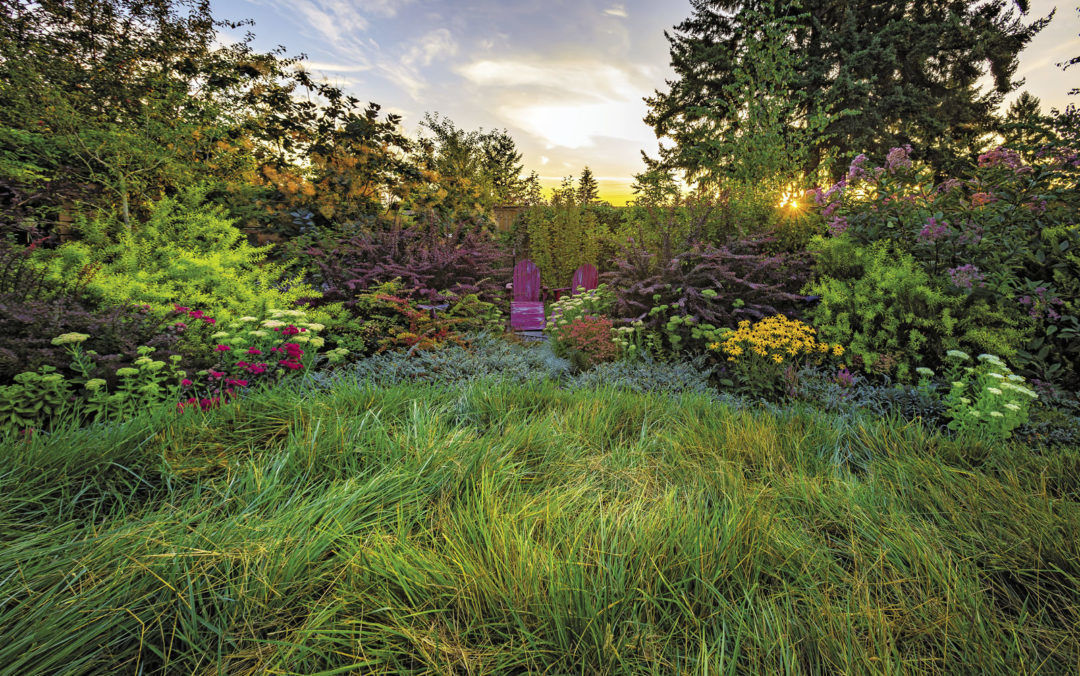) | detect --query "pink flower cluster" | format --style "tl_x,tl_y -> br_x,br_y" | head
978,147 -> 1028,173
271,342 -> 305,370
918,217 -> 948,242
174,305 -> 216,326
